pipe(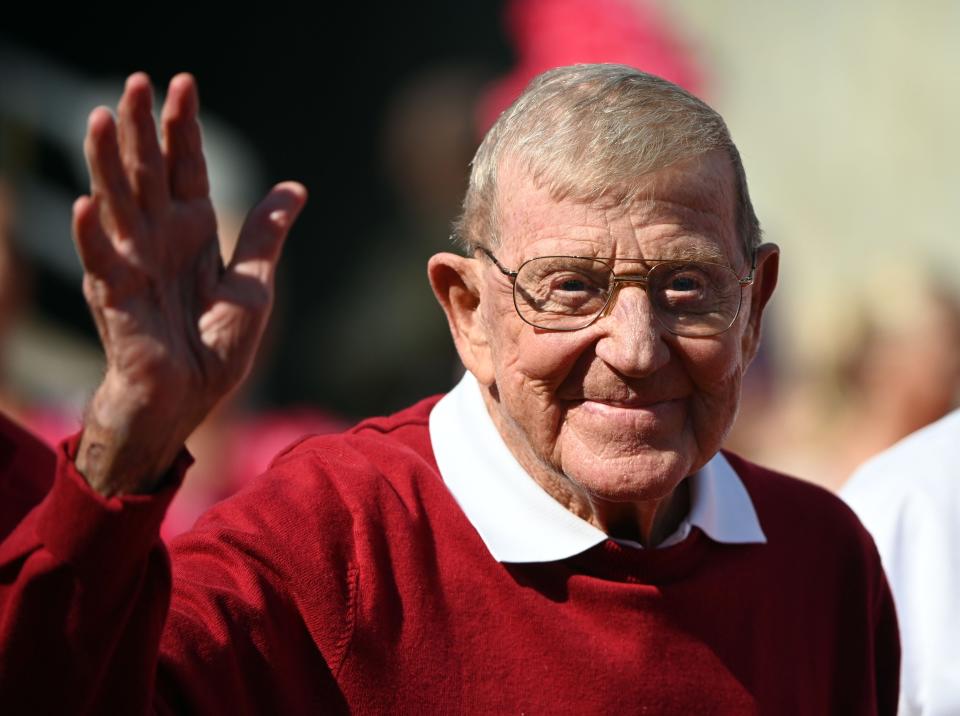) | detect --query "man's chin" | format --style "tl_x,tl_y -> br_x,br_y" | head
560,449 -> 694,505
